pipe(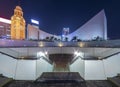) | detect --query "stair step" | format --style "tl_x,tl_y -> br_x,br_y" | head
108,77 -> 120,87
118,74 -> 120,77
